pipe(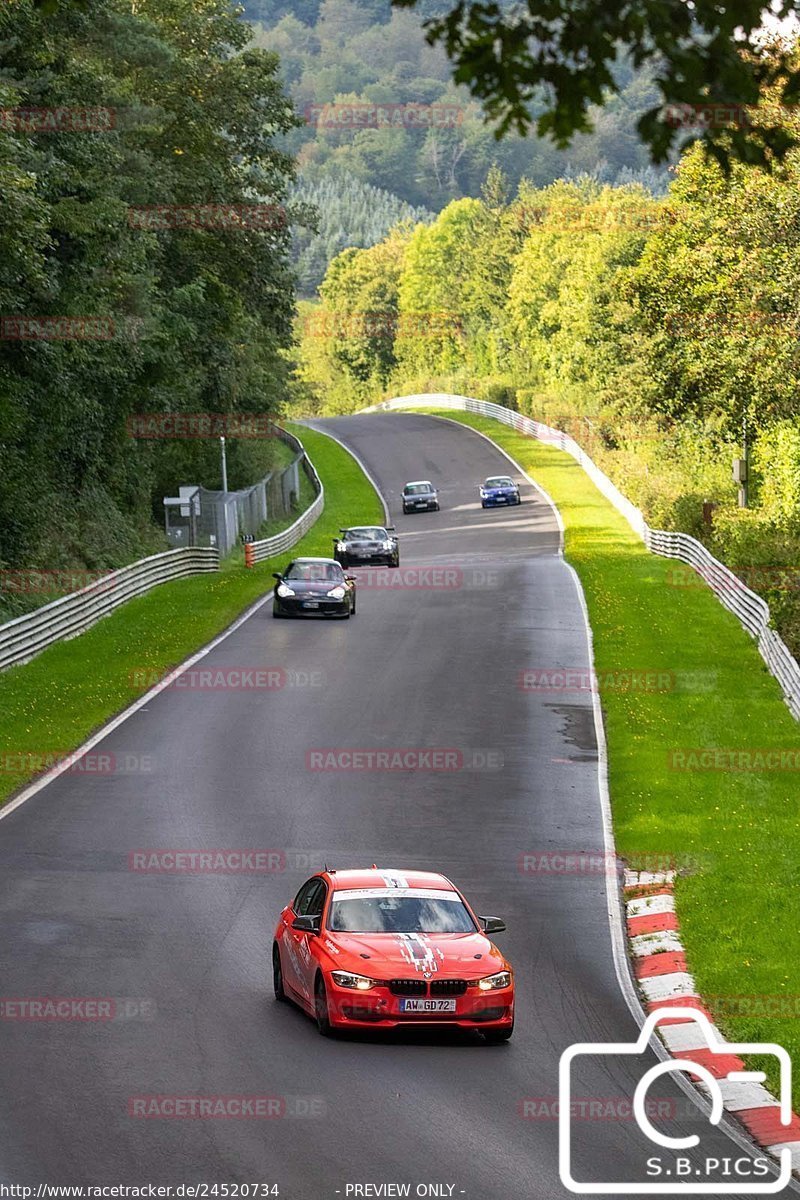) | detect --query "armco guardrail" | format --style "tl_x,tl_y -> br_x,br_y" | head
367,392 -> 800,721
0,547 -> 219,673
1,427 -> 326,671
245,448 -> 324,566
